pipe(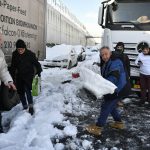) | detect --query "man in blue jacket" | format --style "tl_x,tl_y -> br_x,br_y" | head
86,46 -> 130,136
